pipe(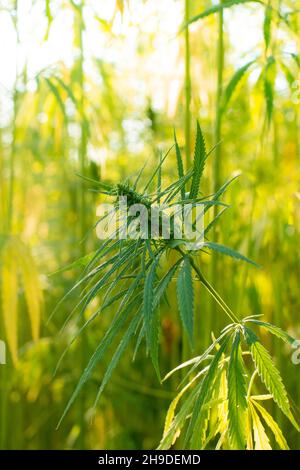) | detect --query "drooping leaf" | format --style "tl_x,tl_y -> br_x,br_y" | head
93,311 -> 142,408
143,256 -> 160,378
57,294 -> 142,427
227,330 -> 247,449
176,257 -> 194,348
